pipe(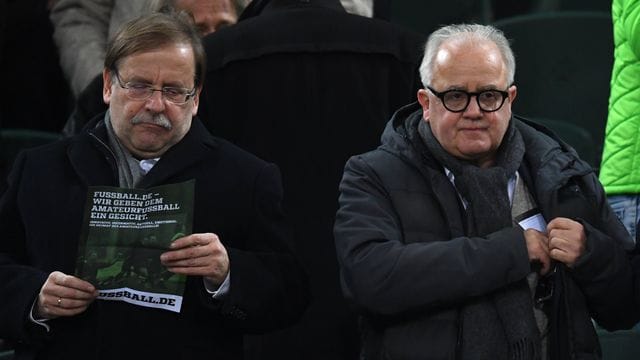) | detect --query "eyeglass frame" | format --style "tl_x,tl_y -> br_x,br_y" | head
426,86 -> 511,113
111,68 -> 197,105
